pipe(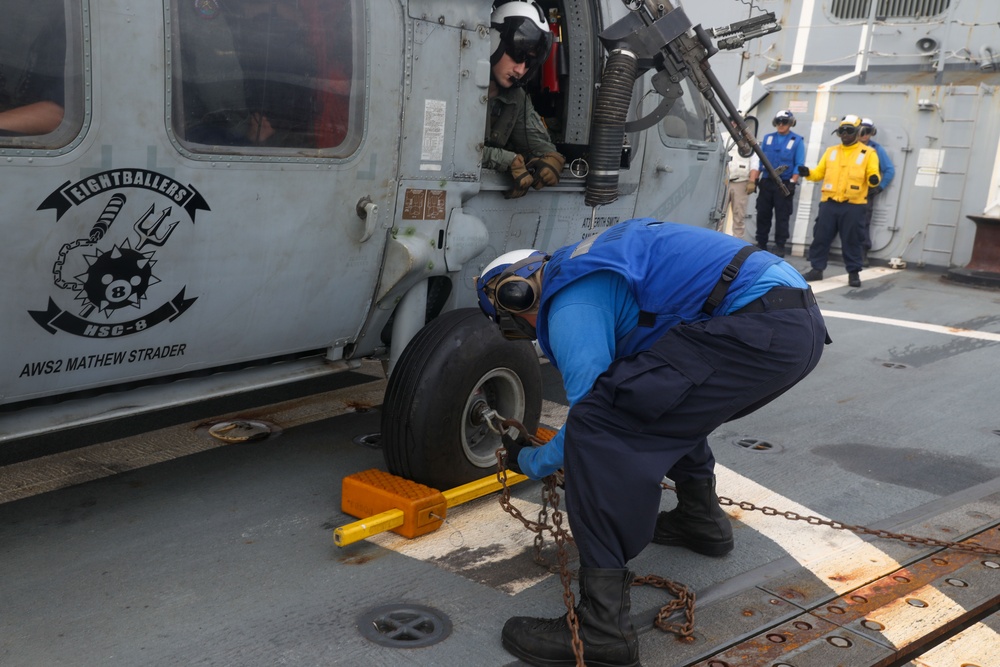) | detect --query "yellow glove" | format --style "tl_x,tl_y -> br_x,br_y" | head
745,180 -> 757,194
506,154 -> 534,199
526,152 -> 566,189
